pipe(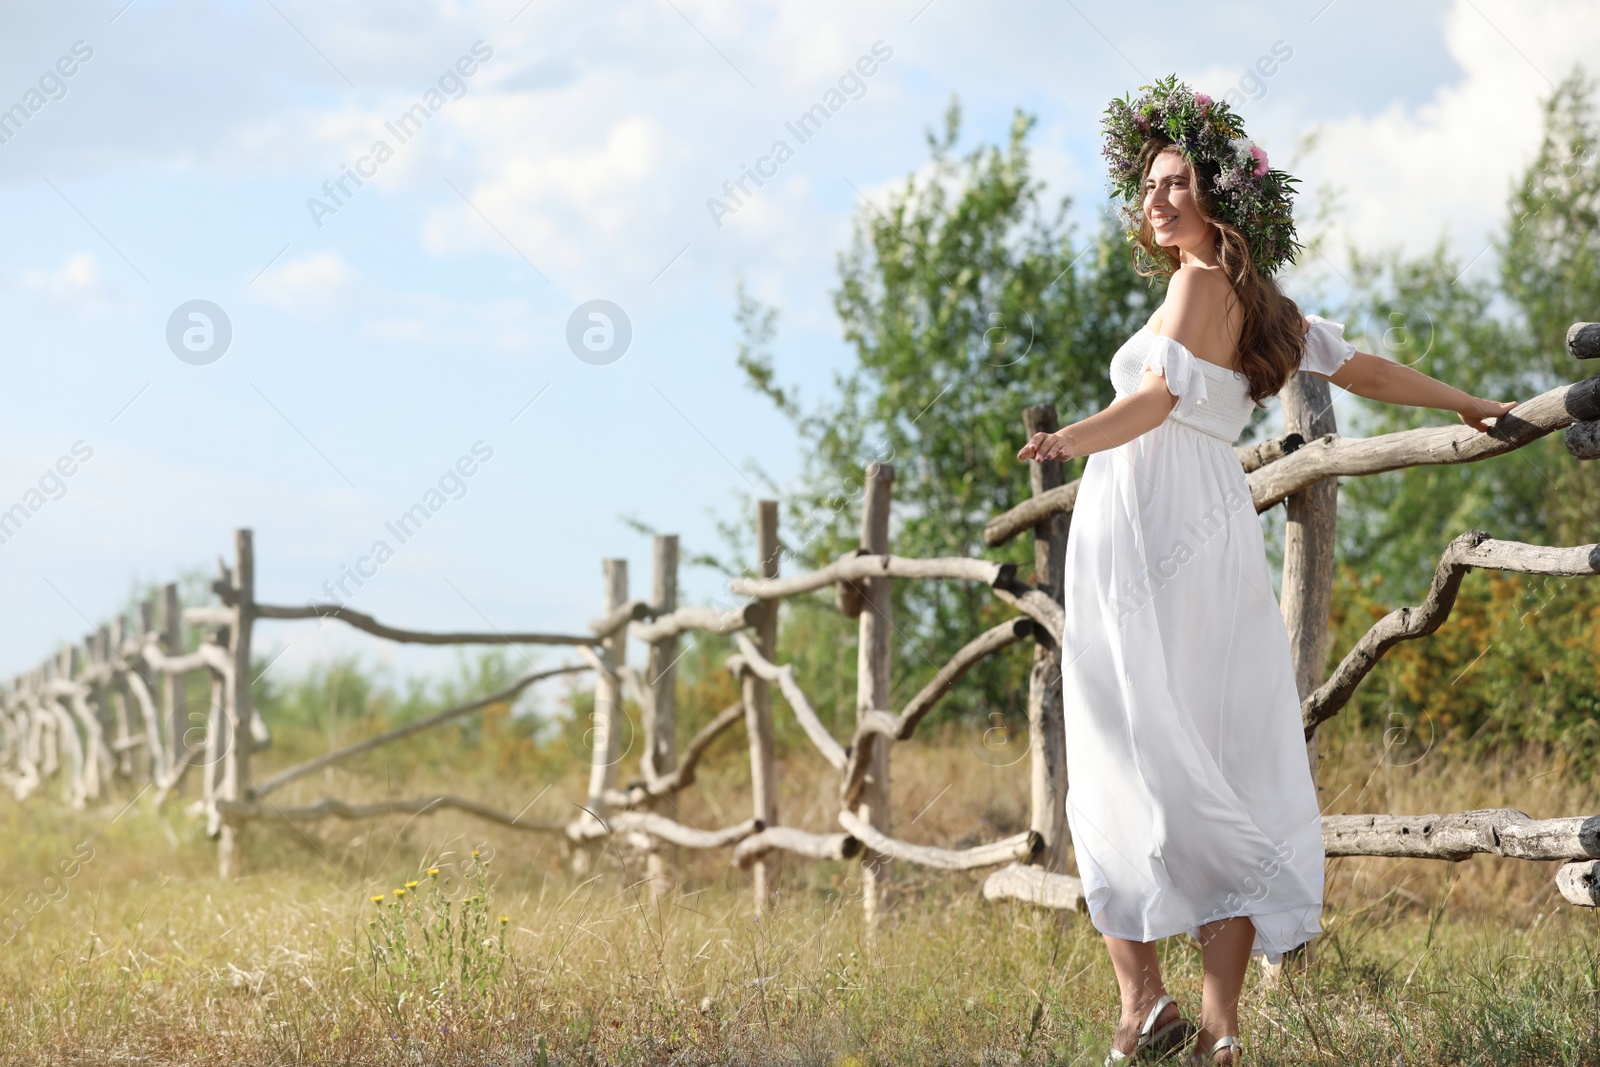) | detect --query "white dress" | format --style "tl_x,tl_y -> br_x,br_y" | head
1060,314 -> 1356,965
